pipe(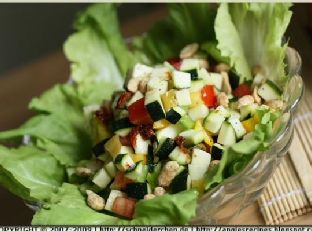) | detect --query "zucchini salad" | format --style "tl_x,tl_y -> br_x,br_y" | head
77,43 -> 285,219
